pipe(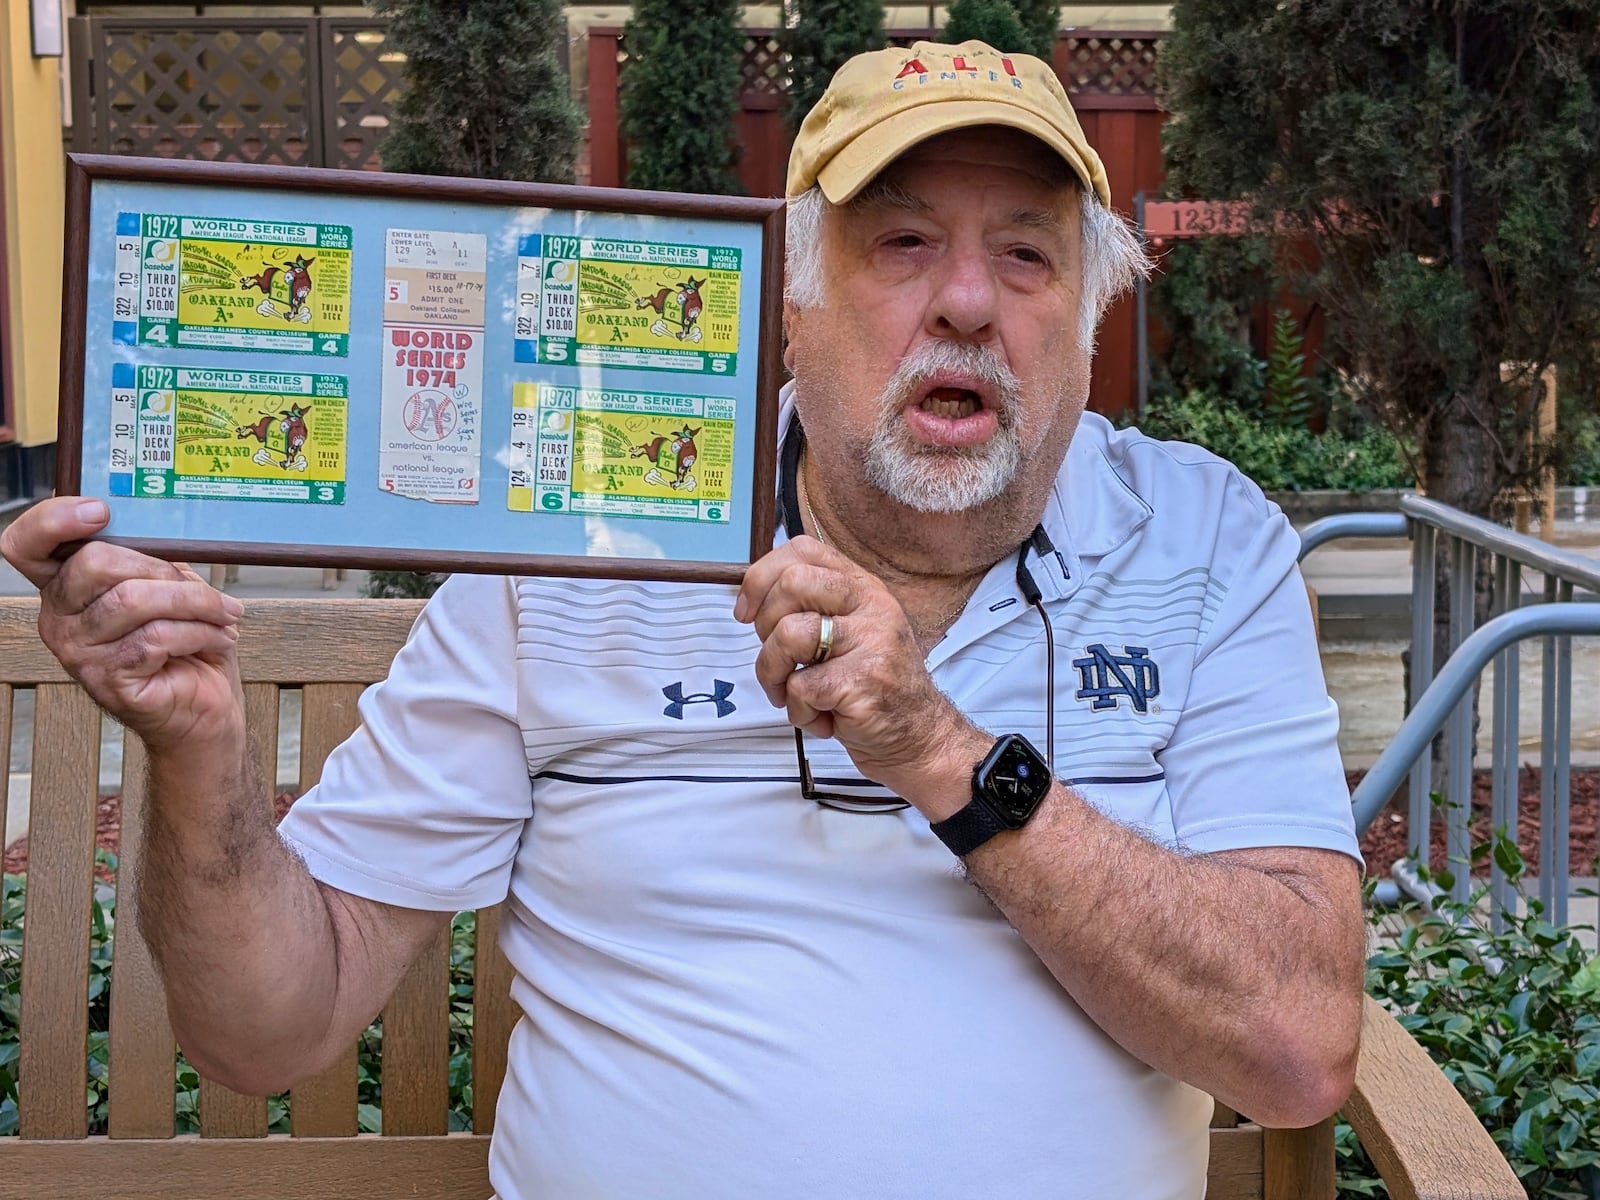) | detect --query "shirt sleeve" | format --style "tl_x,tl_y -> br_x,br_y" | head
1157,490 -> 1362,863
277,572 -> 533,910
